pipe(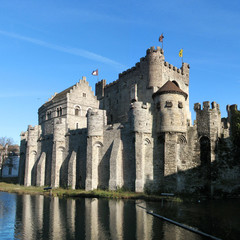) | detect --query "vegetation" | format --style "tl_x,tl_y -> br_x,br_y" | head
0,182 -> 182,202
0,137 -> 15,146
0,136 -> 19,177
